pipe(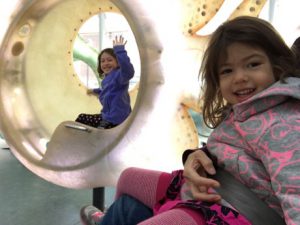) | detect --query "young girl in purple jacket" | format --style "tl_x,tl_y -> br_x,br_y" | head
76,35 -> 134,129
81,16 -> 300,225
